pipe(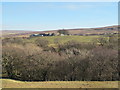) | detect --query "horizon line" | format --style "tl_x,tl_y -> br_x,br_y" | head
2,24 -> 119,31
